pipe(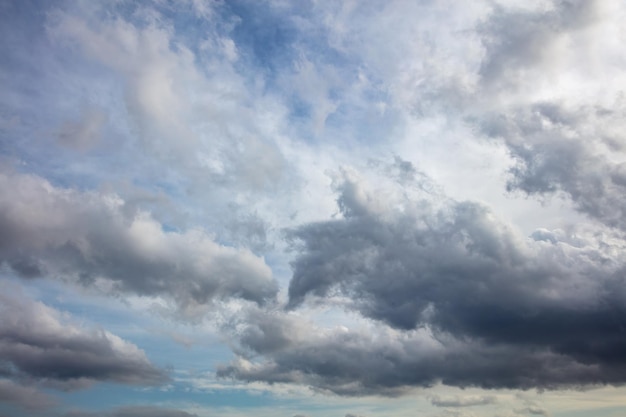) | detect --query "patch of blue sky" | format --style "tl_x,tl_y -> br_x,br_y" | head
0,403 -> 22,417
54,381 -> 300,414
287,93 -> 313,122
223,1 -> 300,80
